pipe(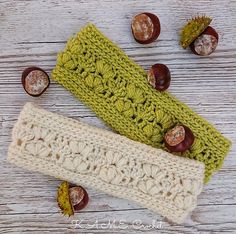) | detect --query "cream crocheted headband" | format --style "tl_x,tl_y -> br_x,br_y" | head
8,103 -> 205,224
